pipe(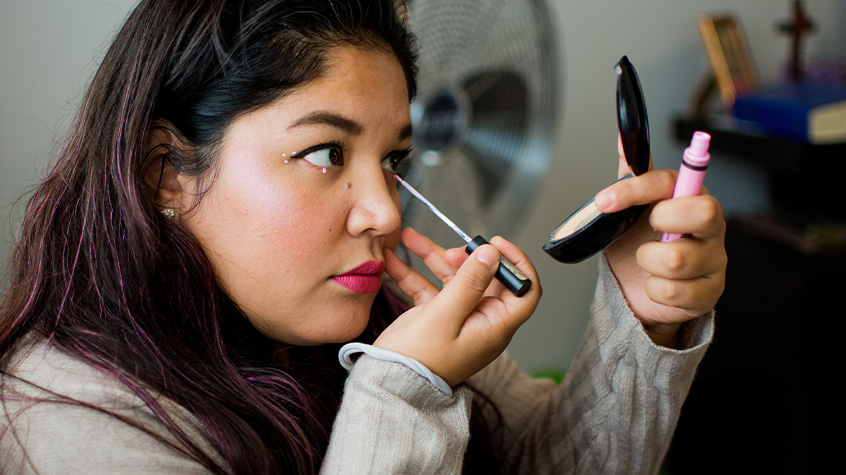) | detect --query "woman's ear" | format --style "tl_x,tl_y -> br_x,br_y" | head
143,120 -> 186,214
